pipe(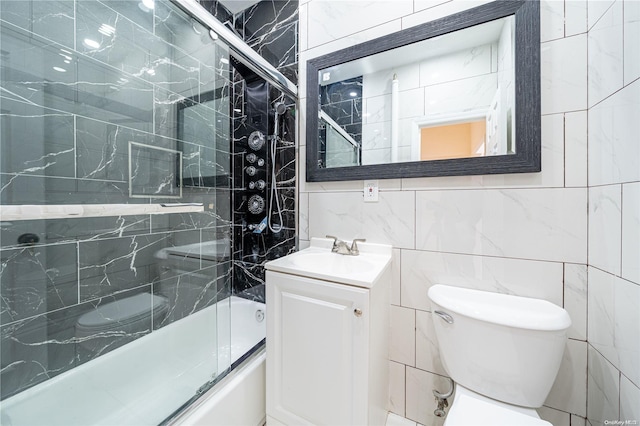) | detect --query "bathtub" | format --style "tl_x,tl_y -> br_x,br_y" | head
1,296 -> 266,426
